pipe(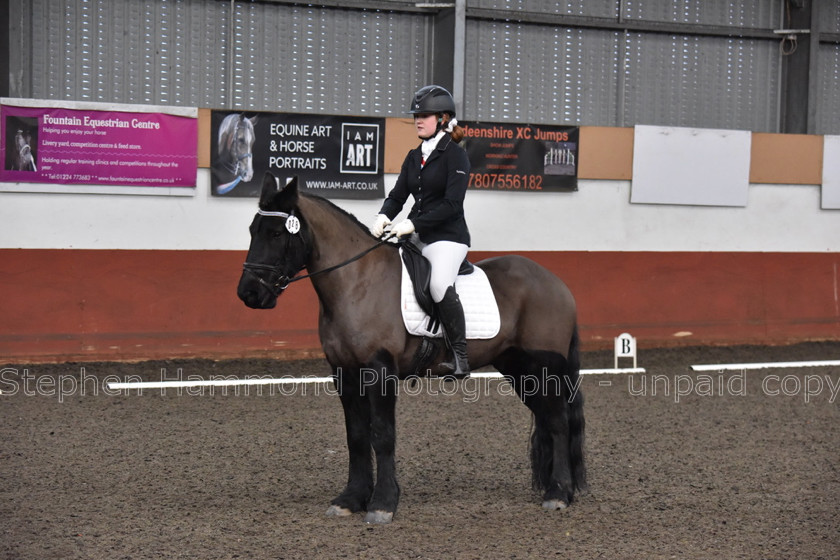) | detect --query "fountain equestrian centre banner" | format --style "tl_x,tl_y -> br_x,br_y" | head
210,110 -> 385,199
0,98 -> 197,192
